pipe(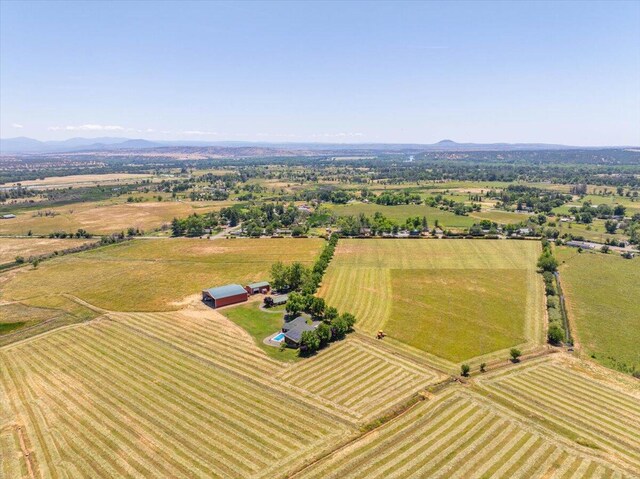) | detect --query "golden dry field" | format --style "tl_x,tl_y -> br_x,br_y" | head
0,200 -> 232,236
